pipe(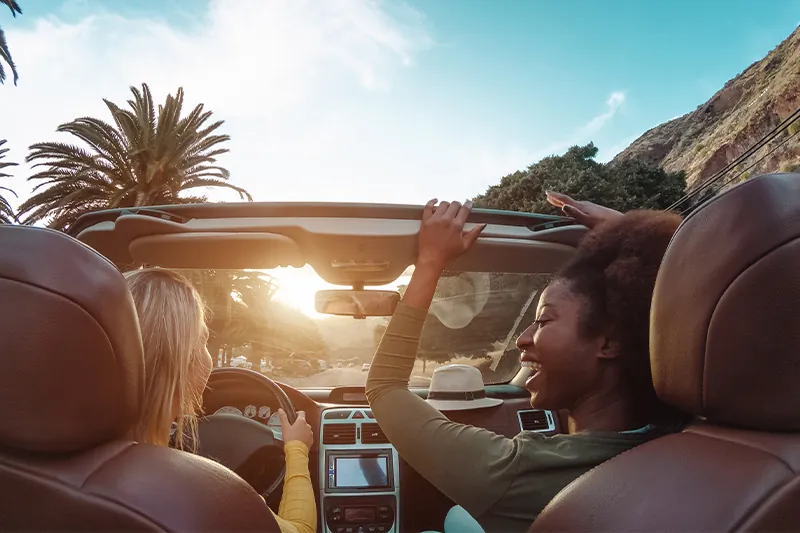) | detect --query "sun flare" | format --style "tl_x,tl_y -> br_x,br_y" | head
264,265 -> 413,319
